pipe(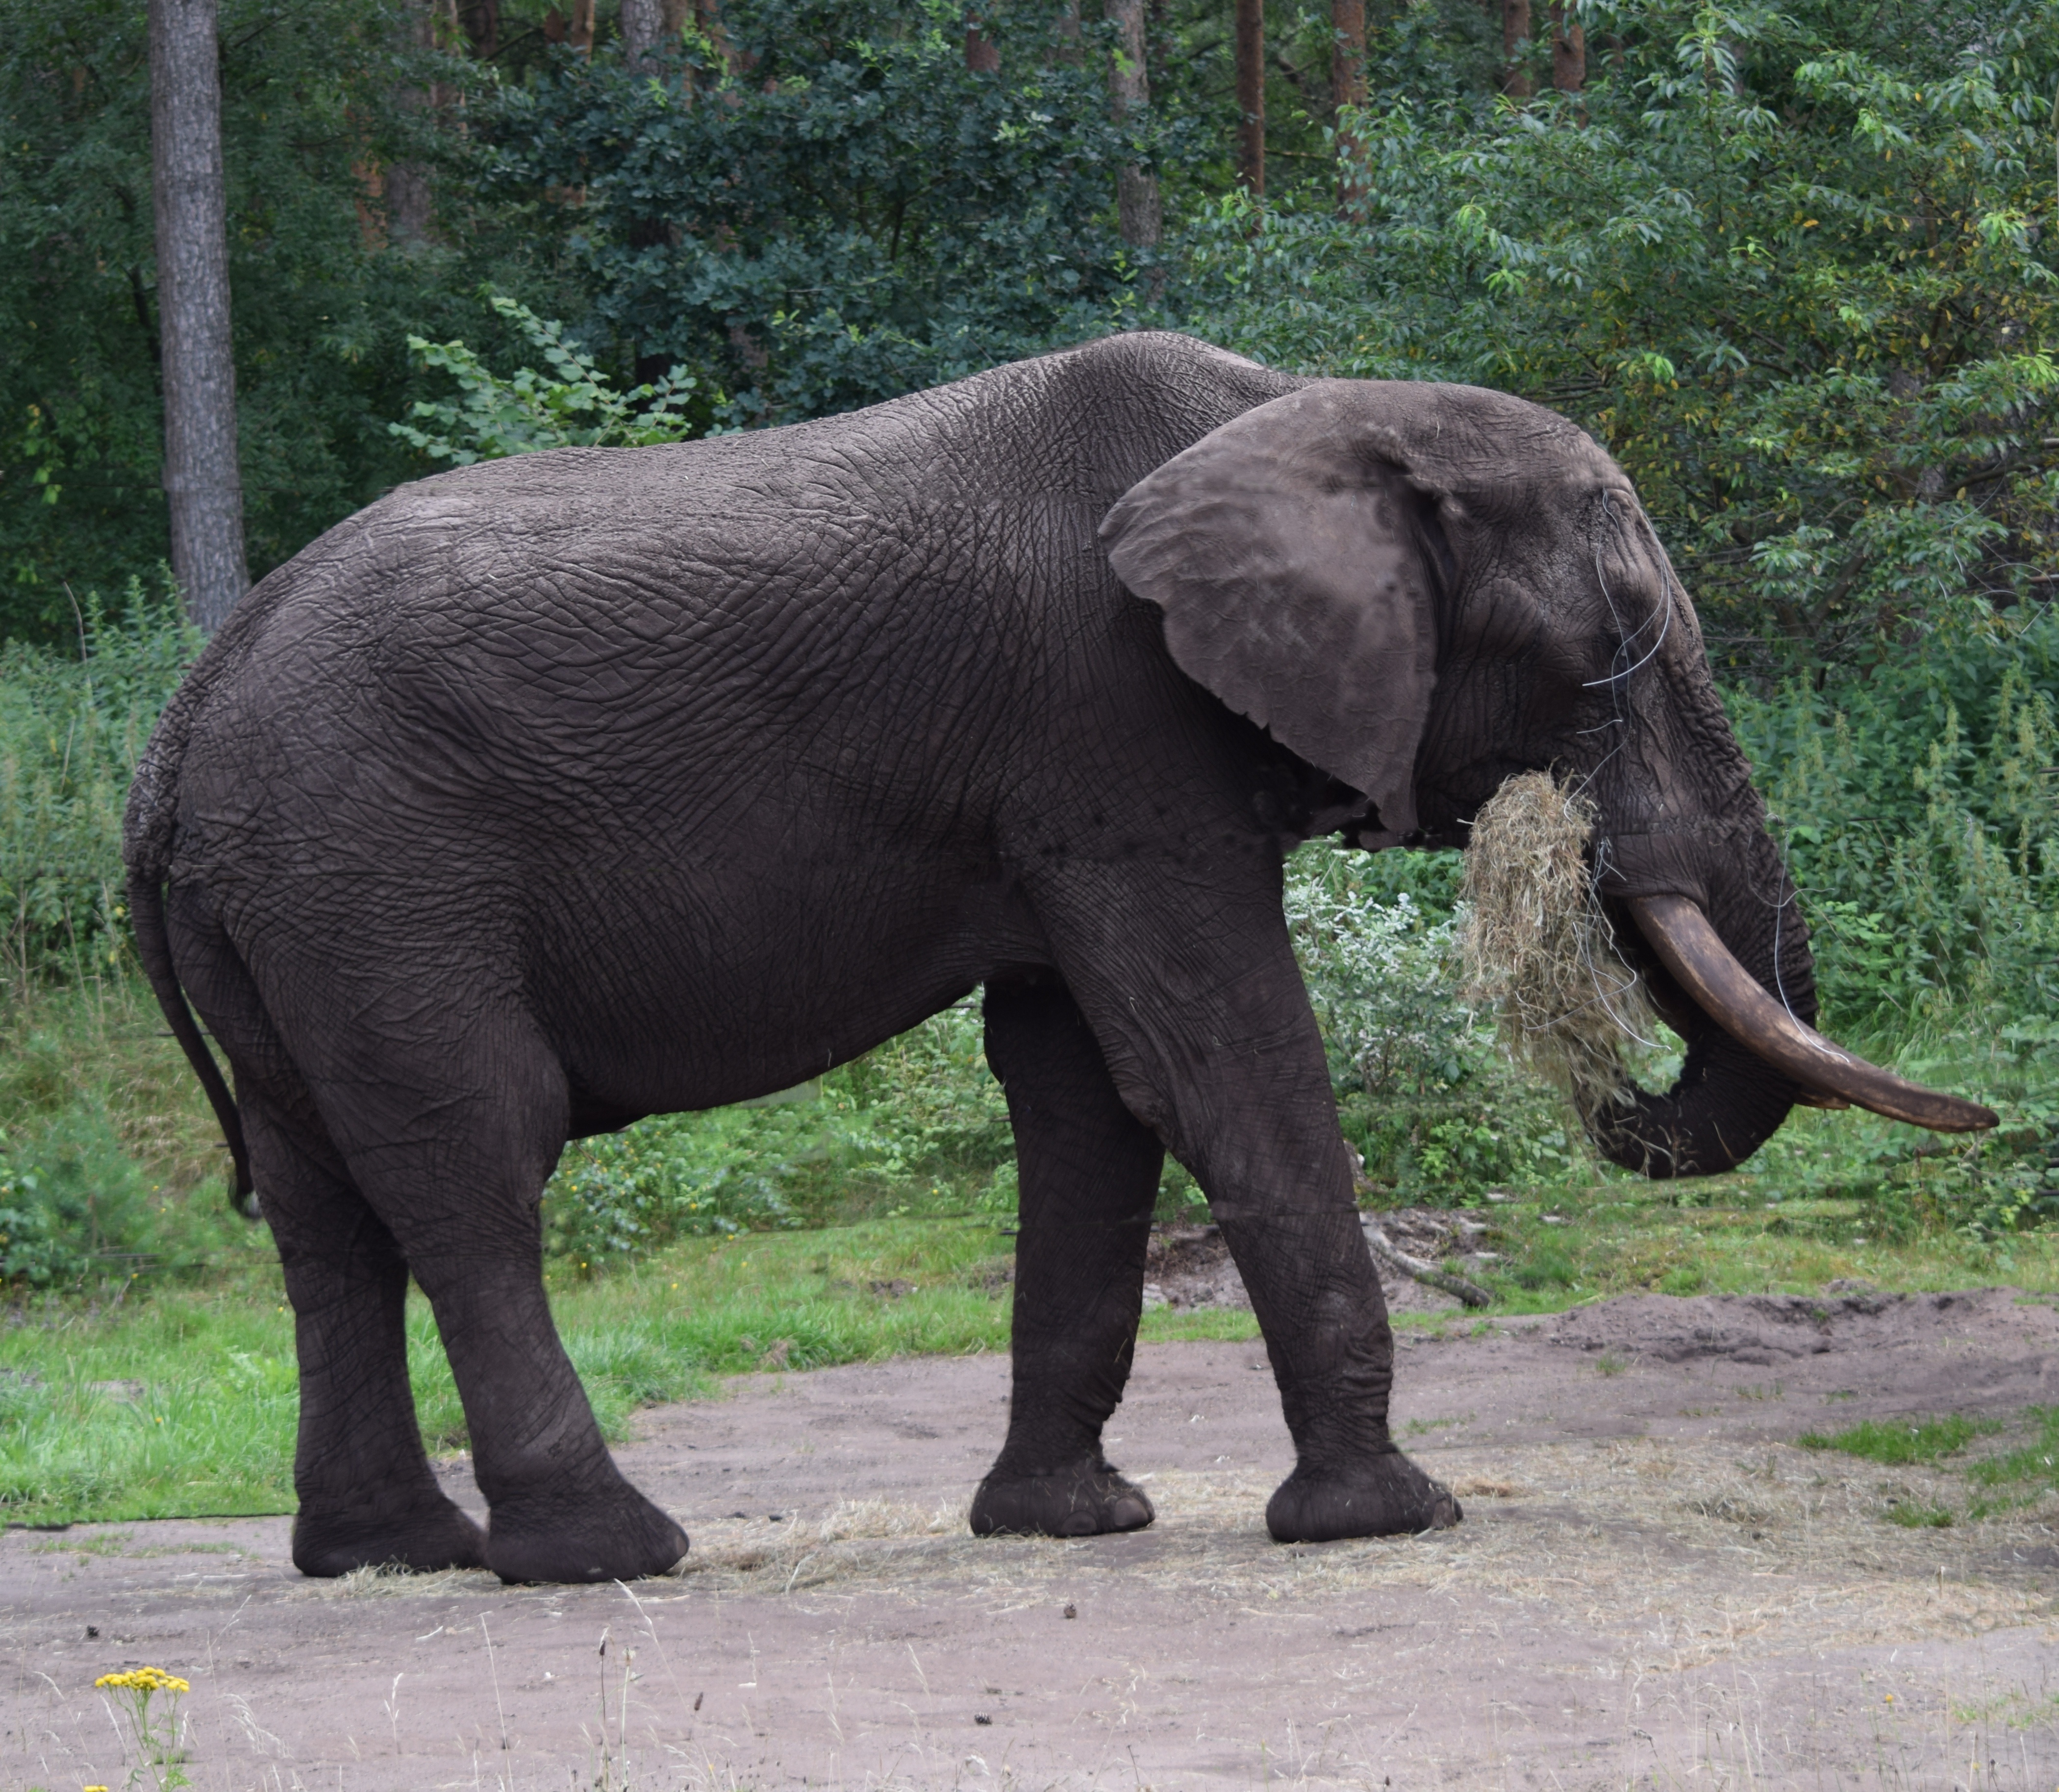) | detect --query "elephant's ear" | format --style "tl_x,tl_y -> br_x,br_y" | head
1101,384 -> 1447,839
